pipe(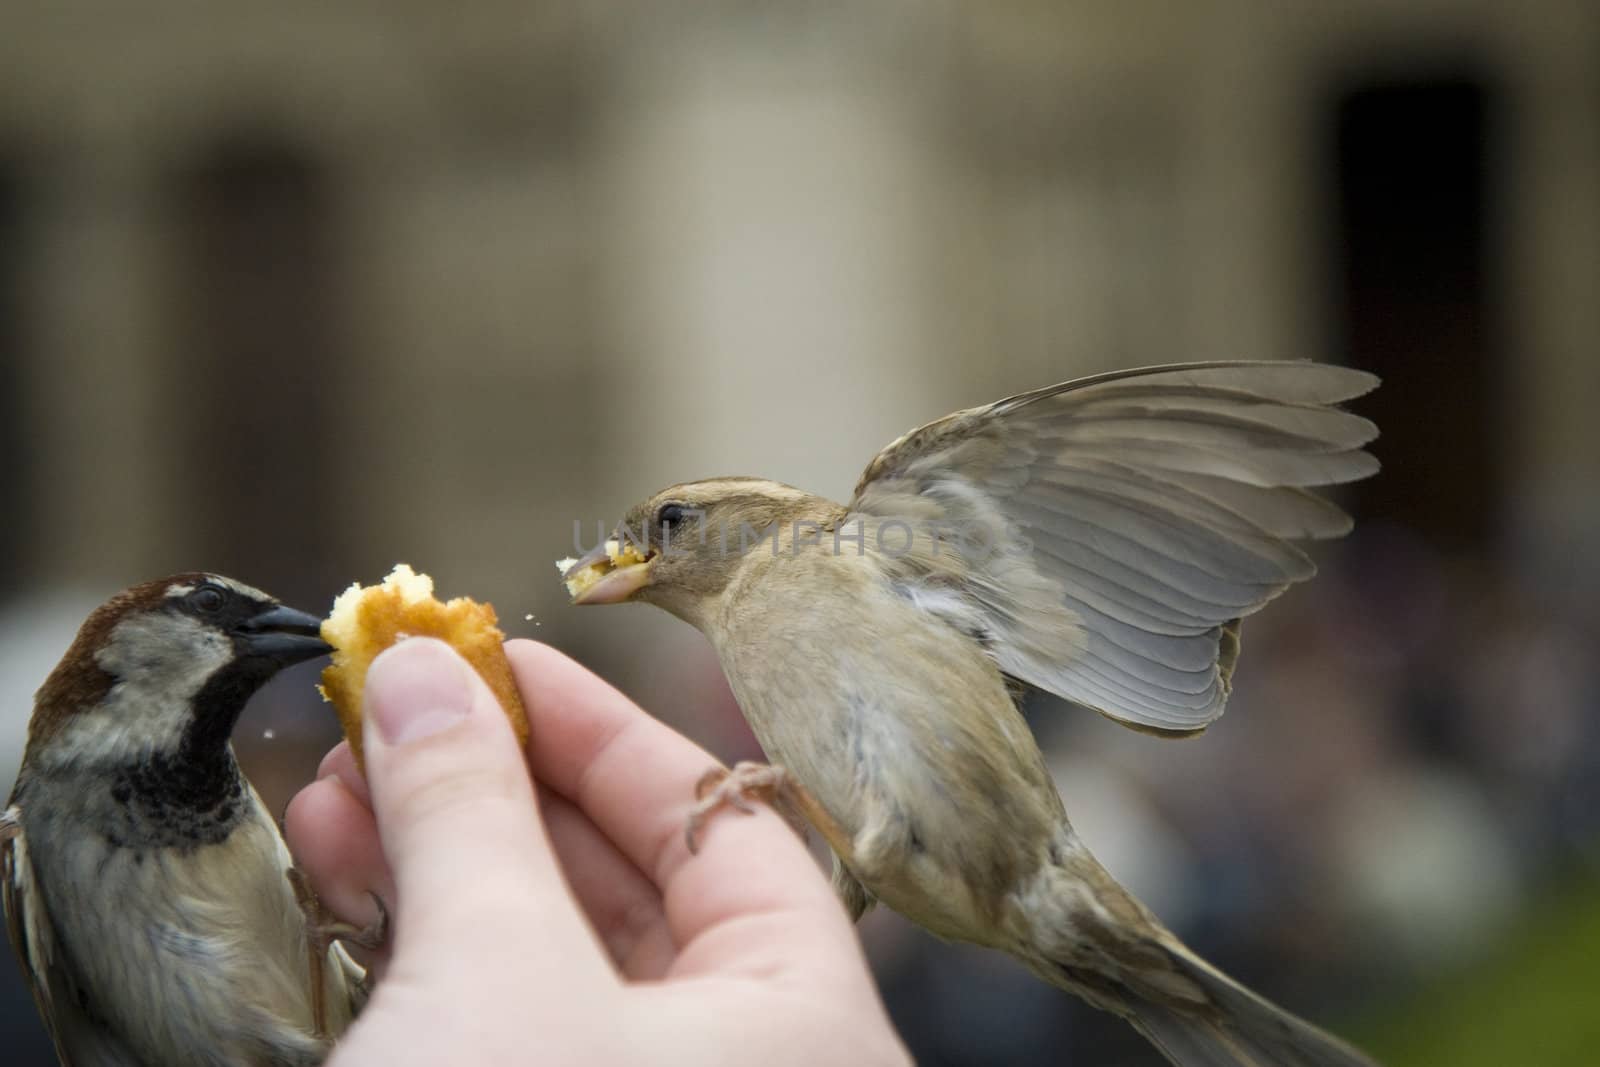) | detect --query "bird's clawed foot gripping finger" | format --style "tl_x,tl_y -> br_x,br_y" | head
288,866 -> 390,954
685,761 -> 813,854
317,895 -> 390,953
288,866 -> 388,1037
